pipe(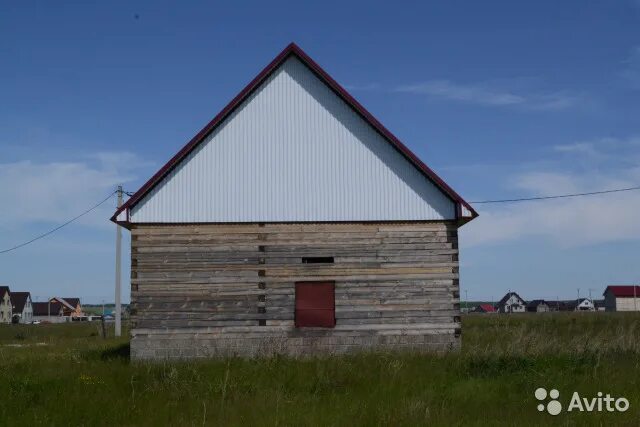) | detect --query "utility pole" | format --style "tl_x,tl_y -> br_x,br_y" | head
465,289 -> 468,312
115,185 -> 123,337
588,288 -> 598,310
